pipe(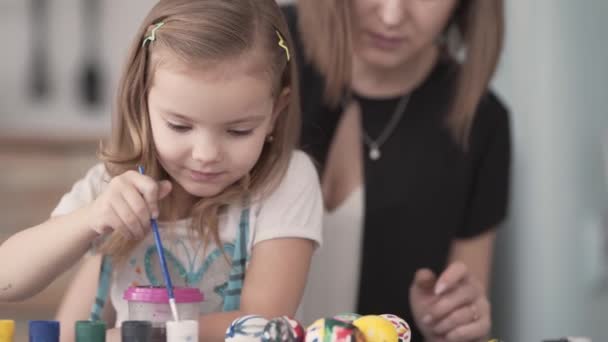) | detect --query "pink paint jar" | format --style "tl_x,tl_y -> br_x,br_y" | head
124,286 -> 204,325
